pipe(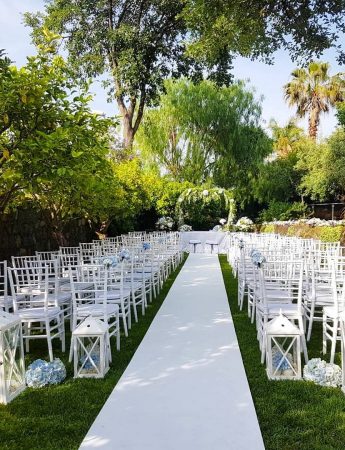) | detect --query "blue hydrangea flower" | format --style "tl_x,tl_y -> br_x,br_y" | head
99,255 -> 118,268
119,249 -> 131,261
143,242 -> 151,251
26,358 -> 66,388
